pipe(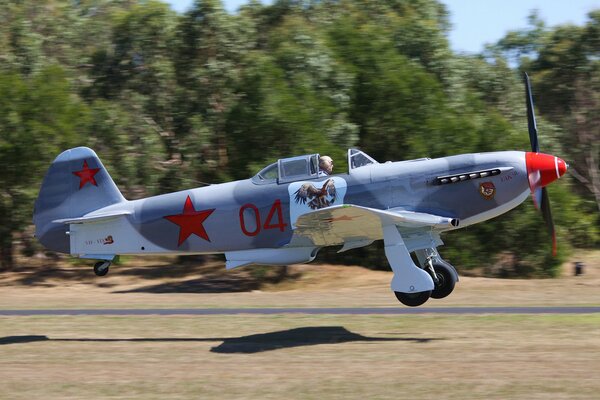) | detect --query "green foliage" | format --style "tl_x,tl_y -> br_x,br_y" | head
0,0 -> 597,276
85,99 -> 168,198
493,9 -> 600,230
0,66 -> 86,269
